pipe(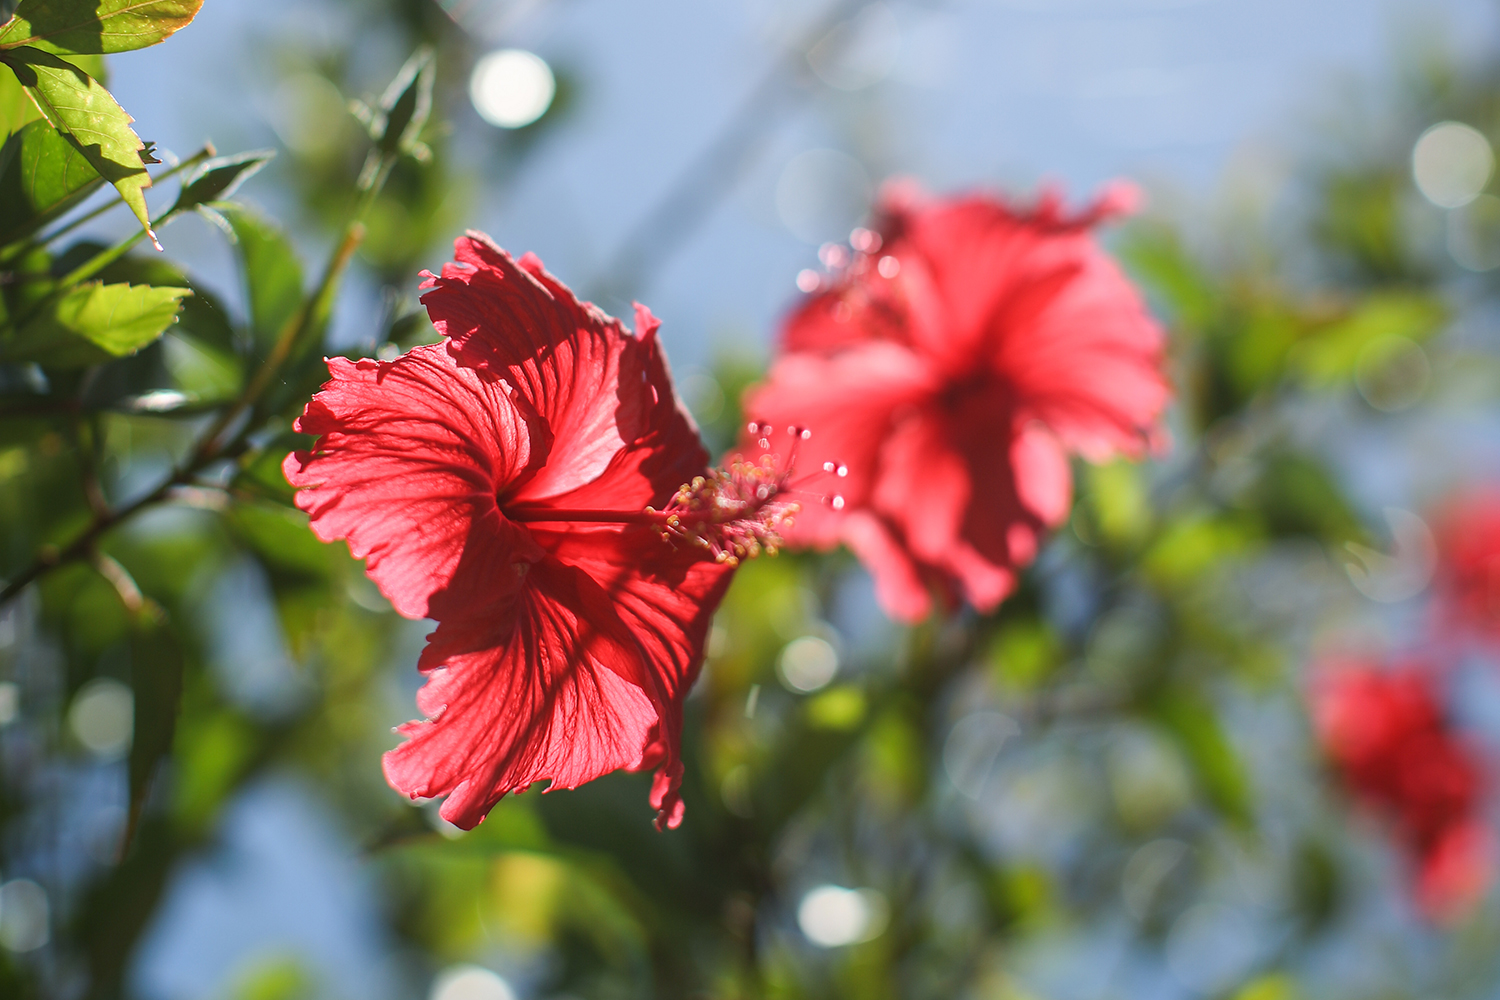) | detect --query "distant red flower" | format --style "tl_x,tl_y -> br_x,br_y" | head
284,235 -> 789,830
1433,488 -> 1500,639
1310,661 -> 1493,921
743,181 -> 1169,621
